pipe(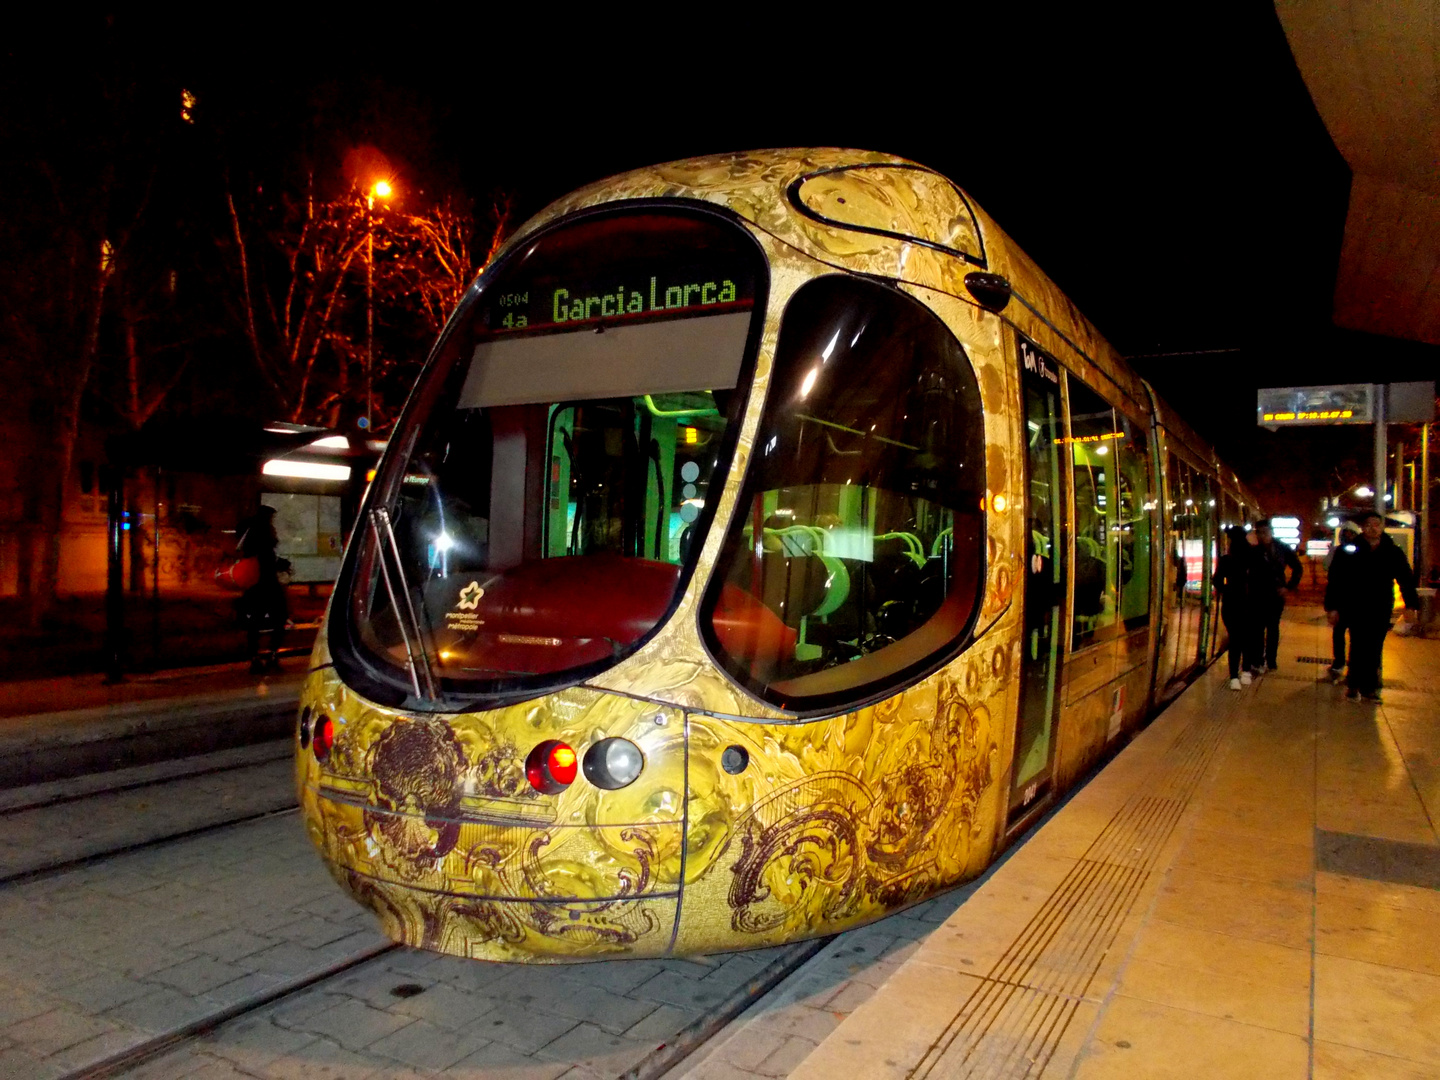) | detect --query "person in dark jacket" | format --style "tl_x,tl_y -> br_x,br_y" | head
1324,512 -> 1419,702
1253,518 -> 1302,672
1214,525 -> 1262,689
1324,521 -> 1361,679
237,506 -> 289,674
